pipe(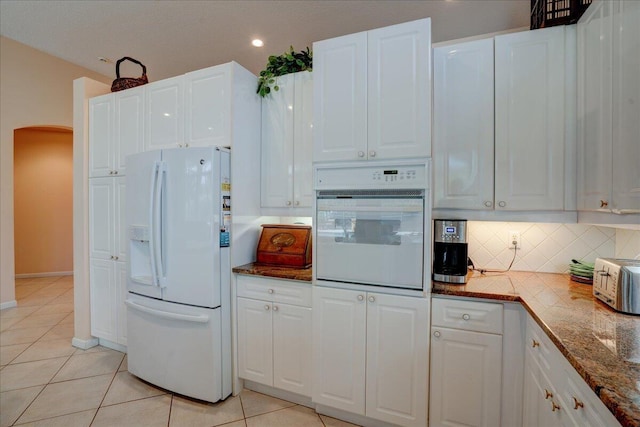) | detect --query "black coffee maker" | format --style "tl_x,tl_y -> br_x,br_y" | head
433,219 -> 468,284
